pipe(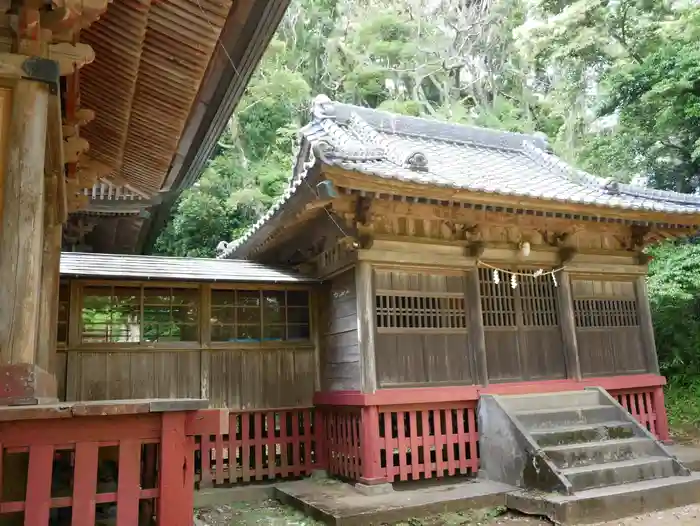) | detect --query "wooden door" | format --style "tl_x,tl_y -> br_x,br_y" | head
479,267 -> 566,382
